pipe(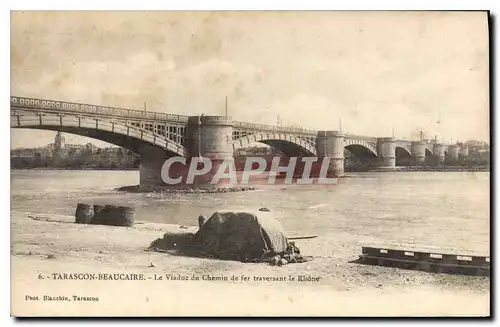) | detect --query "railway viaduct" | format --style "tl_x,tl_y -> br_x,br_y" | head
11,96 -> 469,186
